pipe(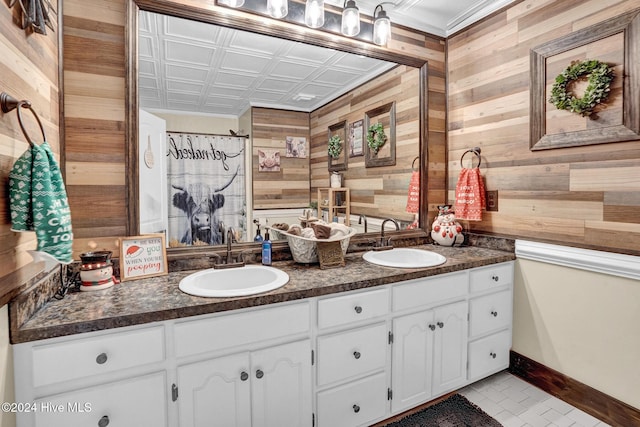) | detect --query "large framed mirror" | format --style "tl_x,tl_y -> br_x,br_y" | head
127,0 -> 430,257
